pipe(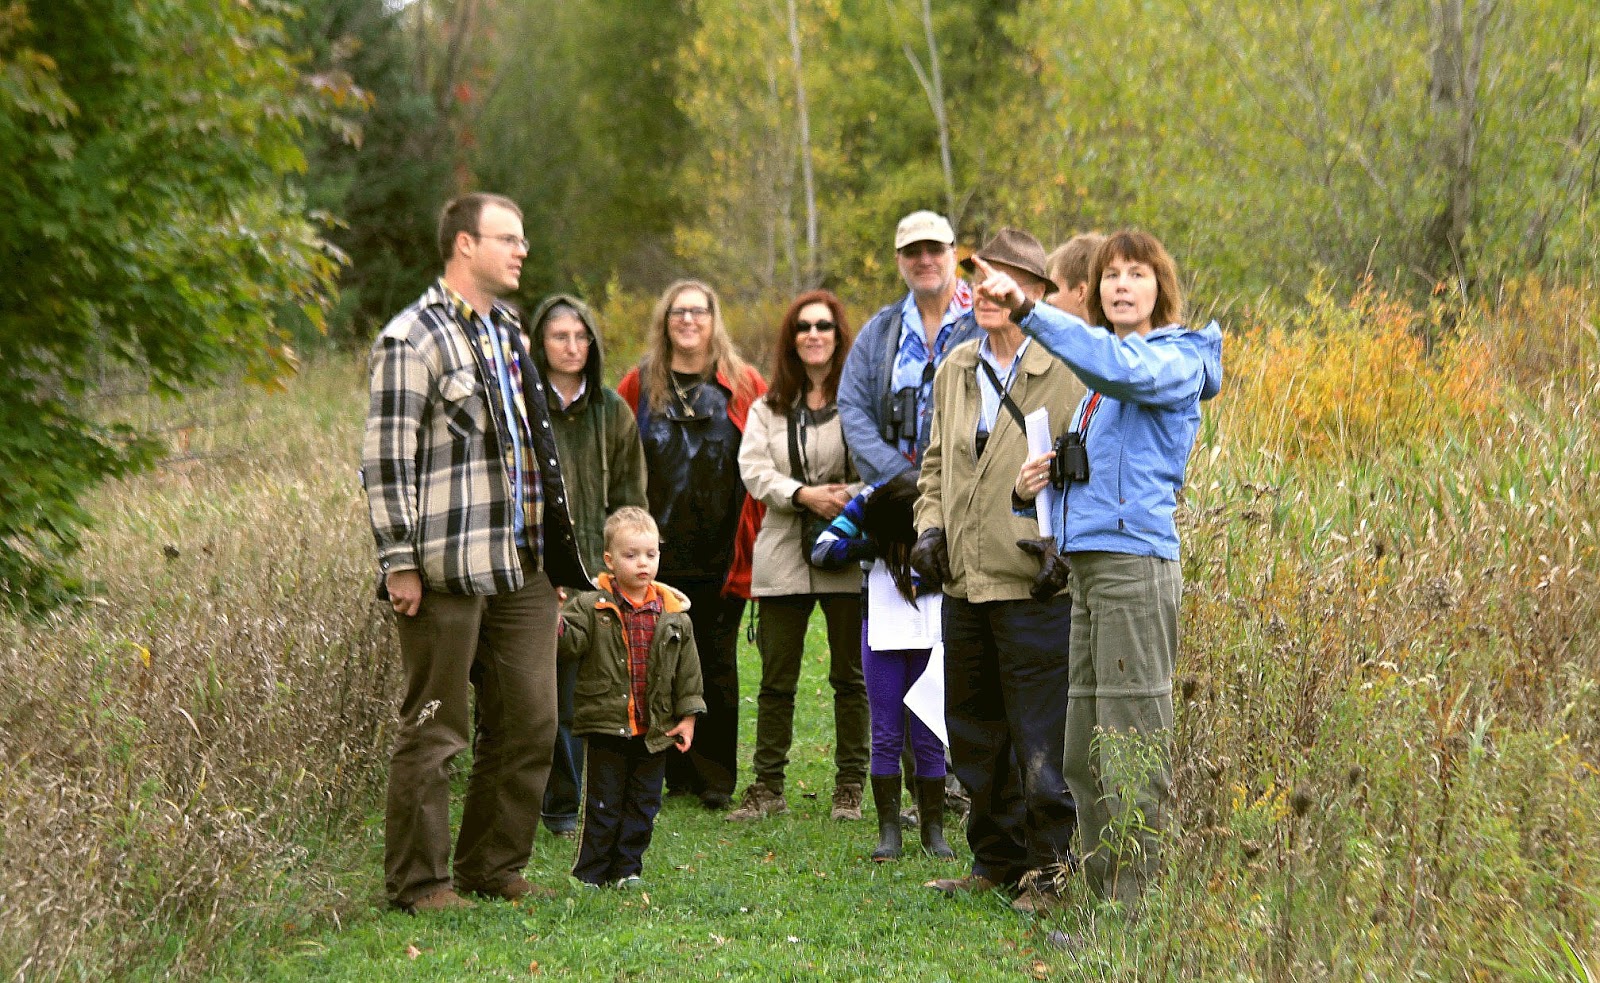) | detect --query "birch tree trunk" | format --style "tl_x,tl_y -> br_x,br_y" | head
787,0 -> 820,287
896,0 -> 956,221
